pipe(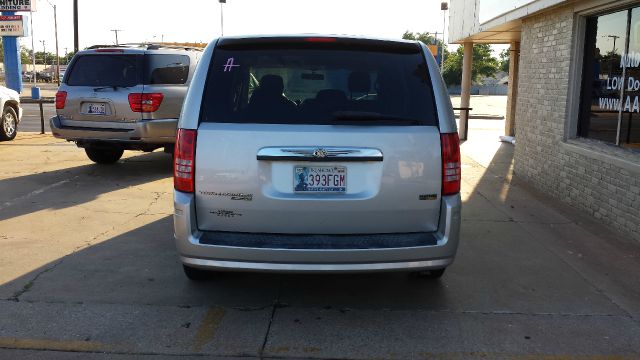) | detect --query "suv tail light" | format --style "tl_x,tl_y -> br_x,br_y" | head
441,133 -> 461,196
174,129 -> 197,193
55,91 -> 67,109
128,93 -> 164,112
